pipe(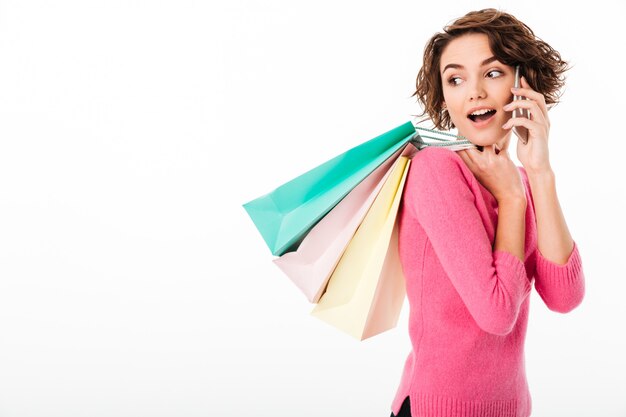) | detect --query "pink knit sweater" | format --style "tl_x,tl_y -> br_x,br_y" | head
390,146 -> 585,417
